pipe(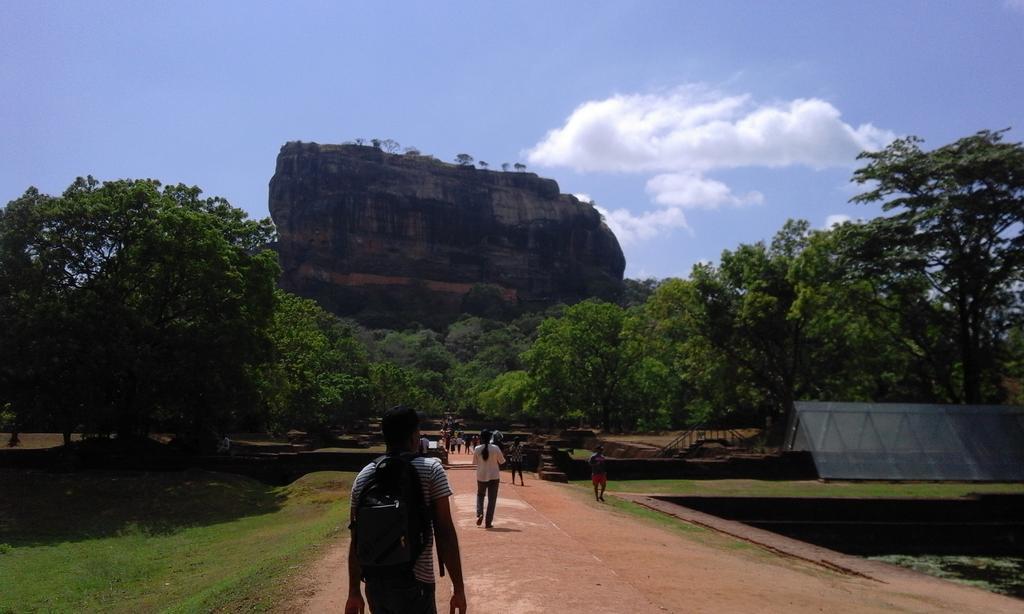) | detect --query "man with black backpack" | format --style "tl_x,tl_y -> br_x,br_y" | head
346,405 -> 467,614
